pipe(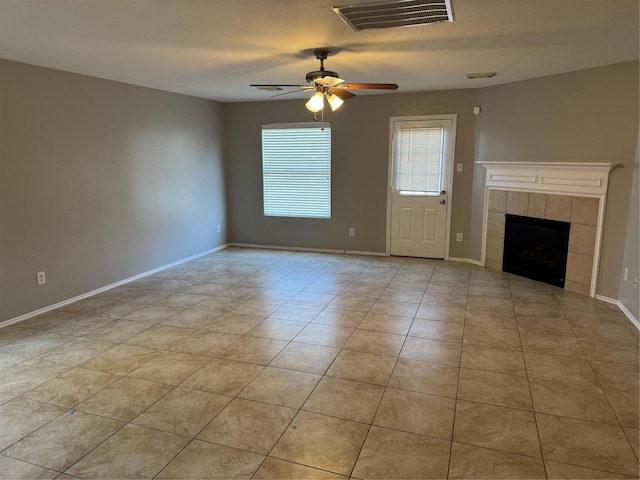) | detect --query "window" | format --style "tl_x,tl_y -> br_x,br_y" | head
395,125 -> 444,195
262,123 -> 331,219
